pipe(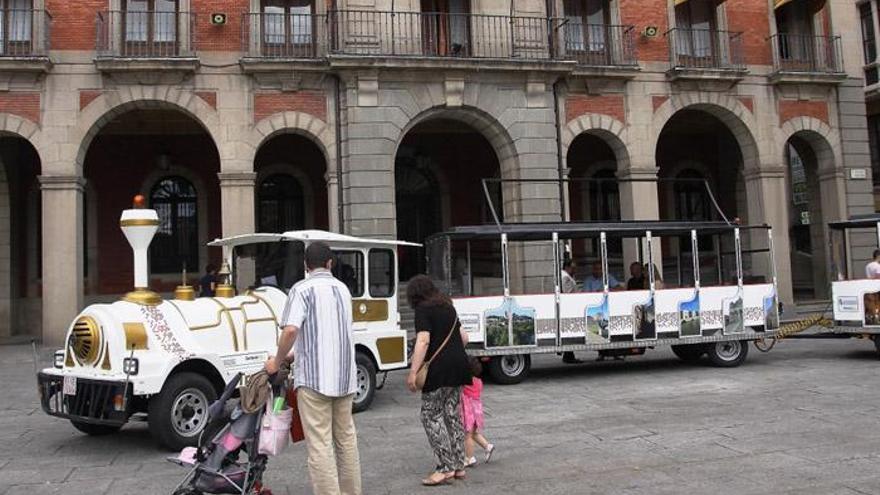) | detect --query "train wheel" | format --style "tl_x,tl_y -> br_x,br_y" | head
488,355 -> 531,384
706,340 -> 749,368
352,352 -> 376,413
873,336 -> 880,357
671,344 -> 706,363
148,372 -> 216,451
